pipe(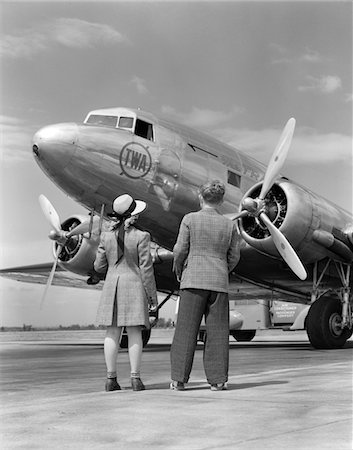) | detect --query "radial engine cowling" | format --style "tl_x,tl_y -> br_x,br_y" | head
52,215 -> 101,276
238,179 -> 350,265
